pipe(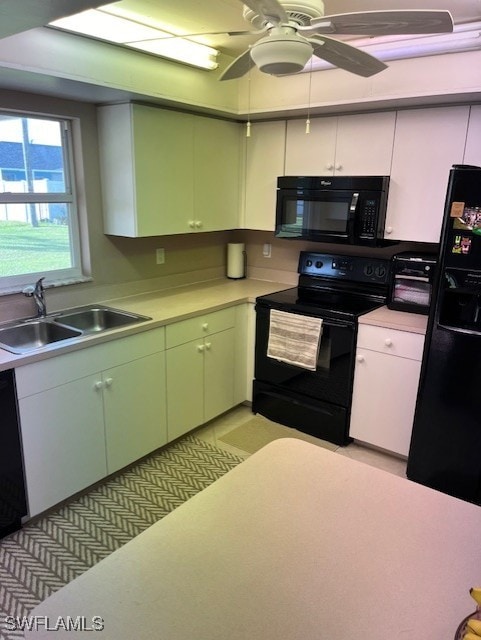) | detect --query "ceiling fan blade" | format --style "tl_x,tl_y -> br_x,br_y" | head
219,49 -> 255,81
309,35 -> 387,77
309,10 -> 454,36
240,0 -> 289,26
